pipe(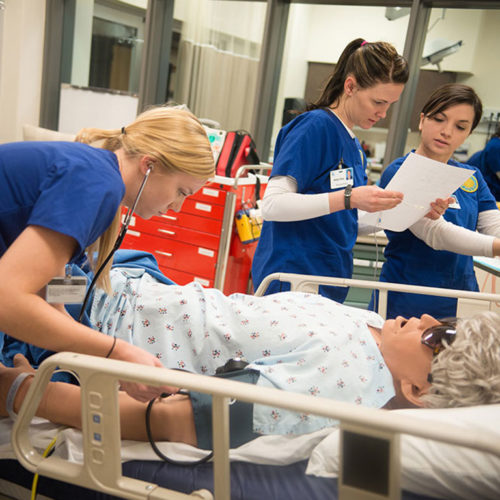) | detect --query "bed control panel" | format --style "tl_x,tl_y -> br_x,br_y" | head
338,423 -> 401,500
